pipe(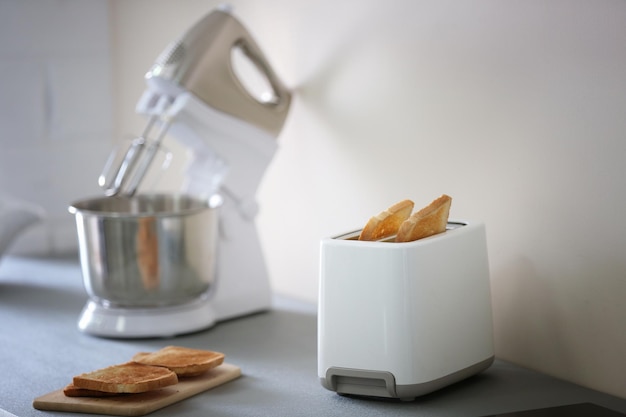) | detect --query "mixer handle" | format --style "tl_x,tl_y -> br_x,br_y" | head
231,37 -> 289,109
